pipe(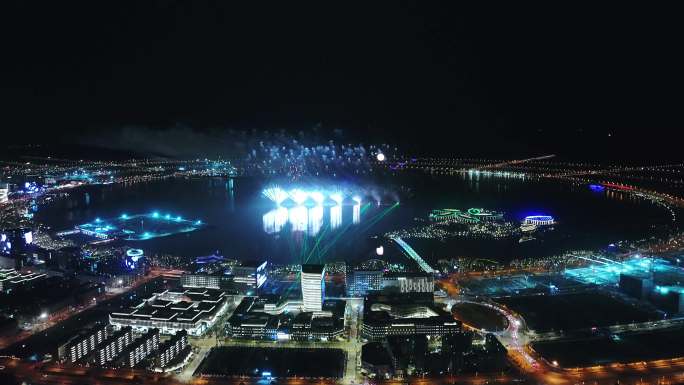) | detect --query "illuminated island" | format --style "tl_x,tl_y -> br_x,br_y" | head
75,212 -> 205,241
